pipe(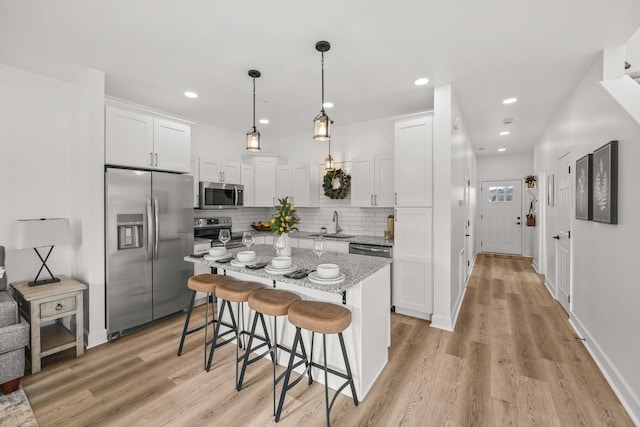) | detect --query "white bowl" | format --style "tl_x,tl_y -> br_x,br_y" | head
271,256 -> 292,269
236,251 -> 256,262
209,246 -> 226,257
317,263 -> 340,279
